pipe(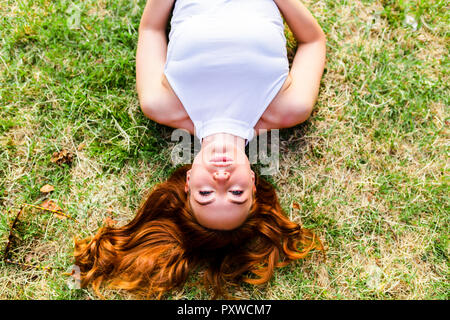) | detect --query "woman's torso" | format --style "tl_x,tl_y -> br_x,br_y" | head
163,0 -> 289,142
